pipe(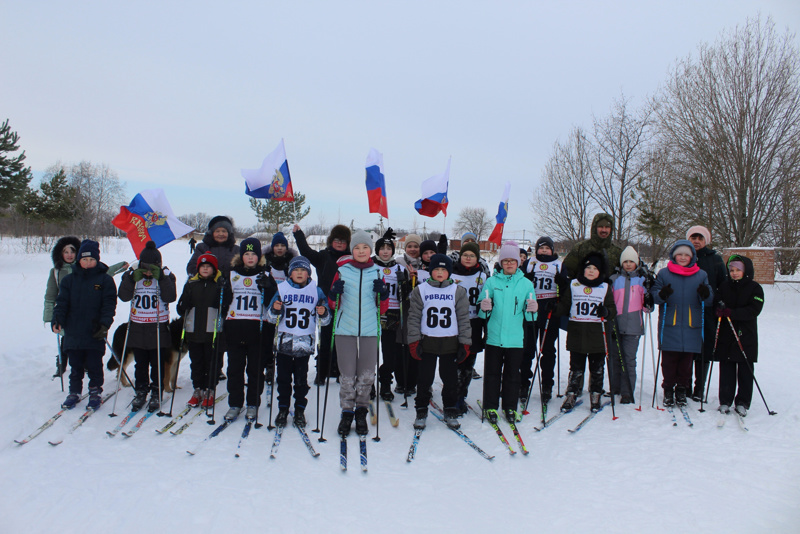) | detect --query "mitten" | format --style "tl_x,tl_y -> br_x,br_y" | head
383,227 -> 396,241
643,293 -> 654,310
256,273 -> 276,291
132,269 -> 146,282
329,279 -> 345,299
438,233 -> 448,252
596,305 -> 609,318
409,341 -> 421,361
91,324 -> 109,340
715,307 -> 731,318
658,284 -> 673,300
697,284 -> 710,300
149,265 -> 162,280
373,279 -> 388,299
457,344 -> 470,364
